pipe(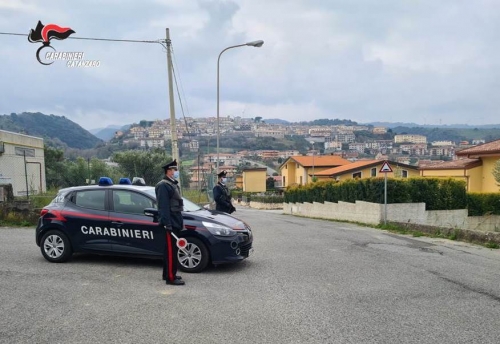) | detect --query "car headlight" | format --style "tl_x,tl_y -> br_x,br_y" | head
202,221 -> 236,236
